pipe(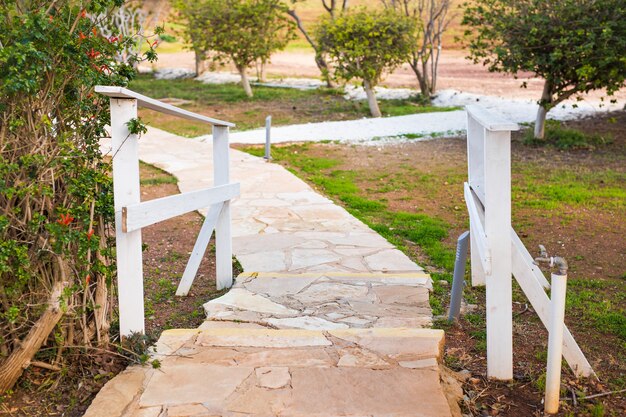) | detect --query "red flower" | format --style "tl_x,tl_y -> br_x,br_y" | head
86,48 -> 100,59
150,40 -> 158,48
85,275 -> 91,285
92,27 -> 97,36
109,36 -> 118,43
48,15 -> 54,22
80,9 -> 87,18
87,229 -> 94,240
78,32 -> 87,42
57,213 -> 74,226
